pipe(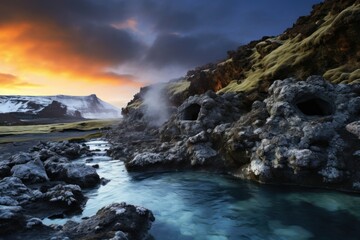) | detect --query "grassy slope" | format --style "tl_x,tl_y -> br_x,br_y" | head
0,119 -> 120,143
219,3 -> 360,93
